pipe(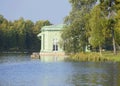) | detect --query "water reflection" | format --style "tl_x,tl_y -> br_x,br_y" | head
0,54 -> 120,86
0,53 -> 30,64
67,62 -> 120,86
40,56 -> 65,62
